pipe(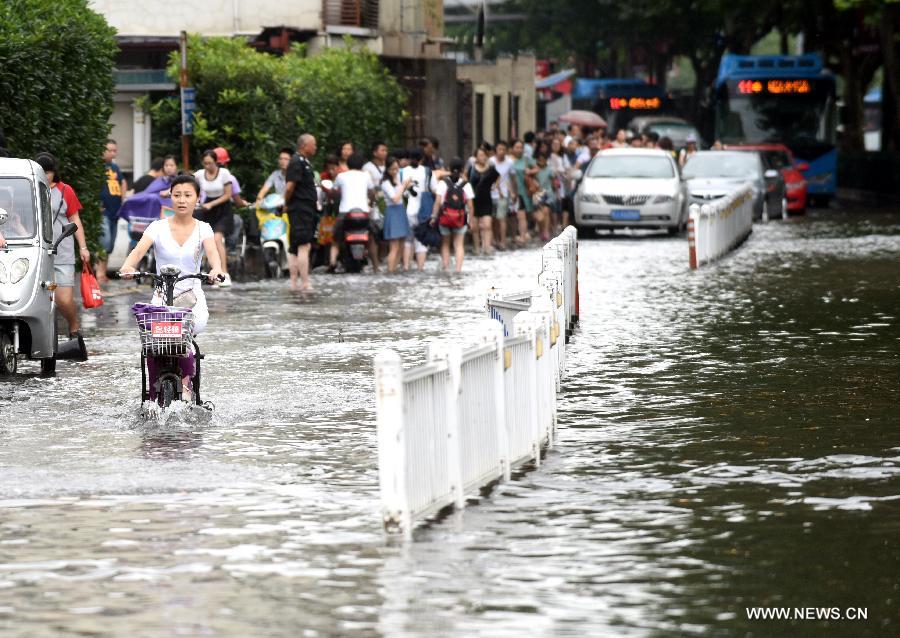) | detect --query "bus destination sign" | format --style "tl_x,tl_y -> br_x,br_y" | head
609,97 -> 662,110
737,79 -> 811,95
